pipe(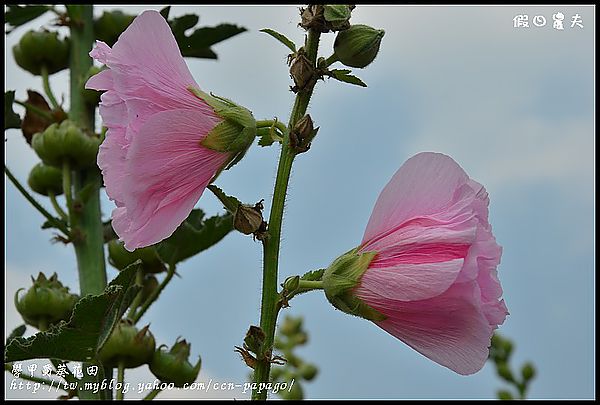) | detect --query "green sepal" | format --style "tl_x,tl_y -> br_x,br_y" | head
322,248 -> 386,322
